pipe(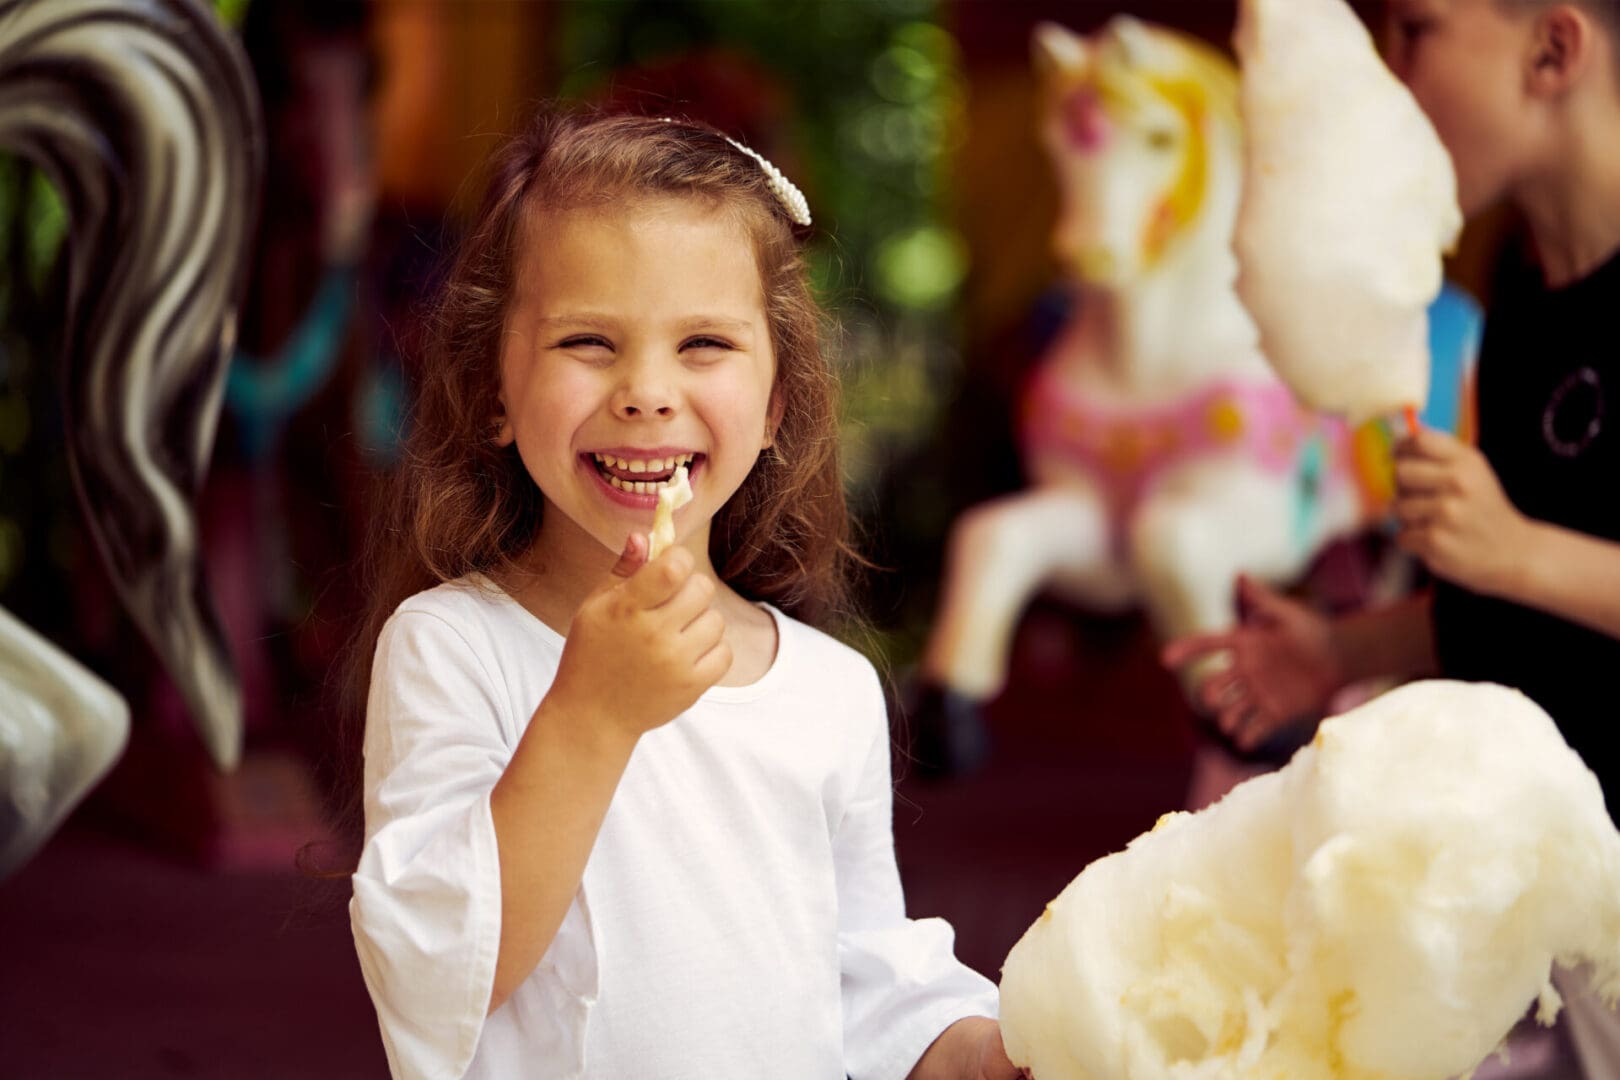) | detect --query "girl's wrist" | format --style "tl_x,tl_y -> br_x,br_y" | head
534,692 -> 639,764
